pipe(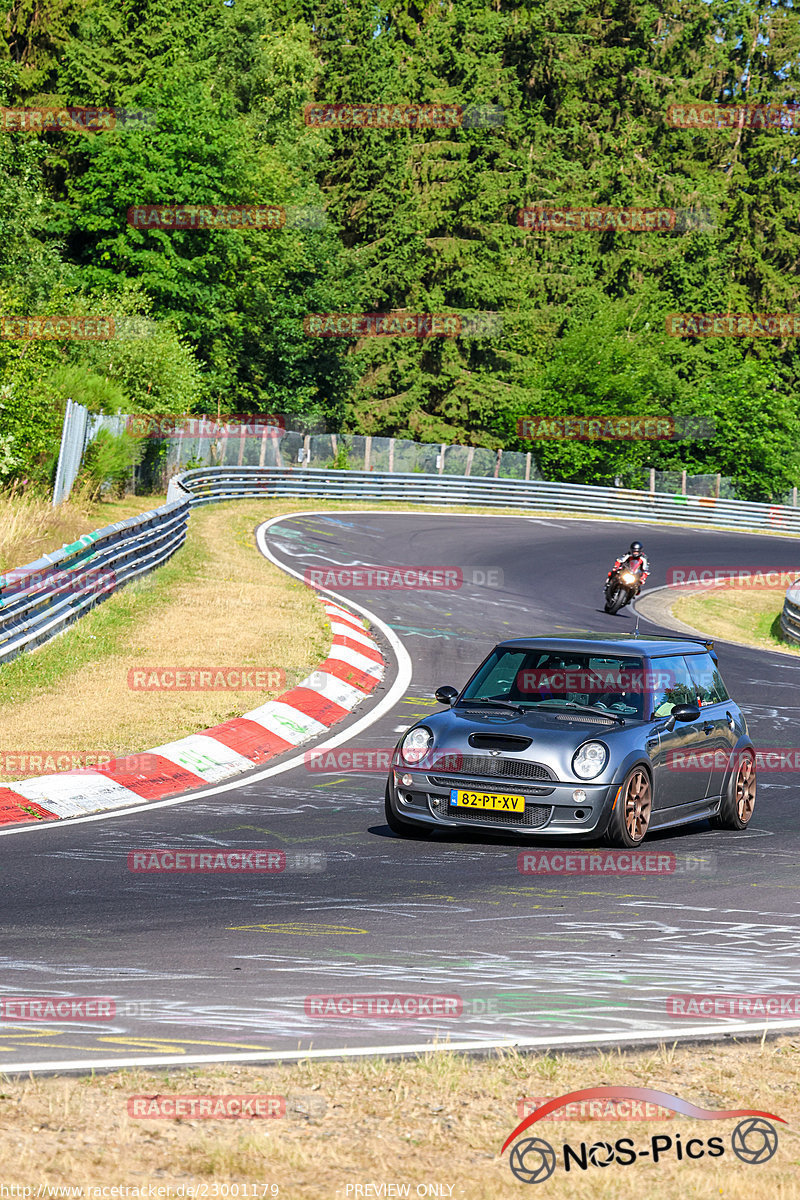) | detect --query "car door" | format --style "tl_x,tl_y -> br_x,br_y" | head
647,654 -> 711,811
685,651 -> 737,799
